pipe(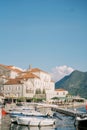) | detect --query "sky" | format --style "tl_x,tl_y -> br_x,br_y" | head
0,0 -> 87,77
